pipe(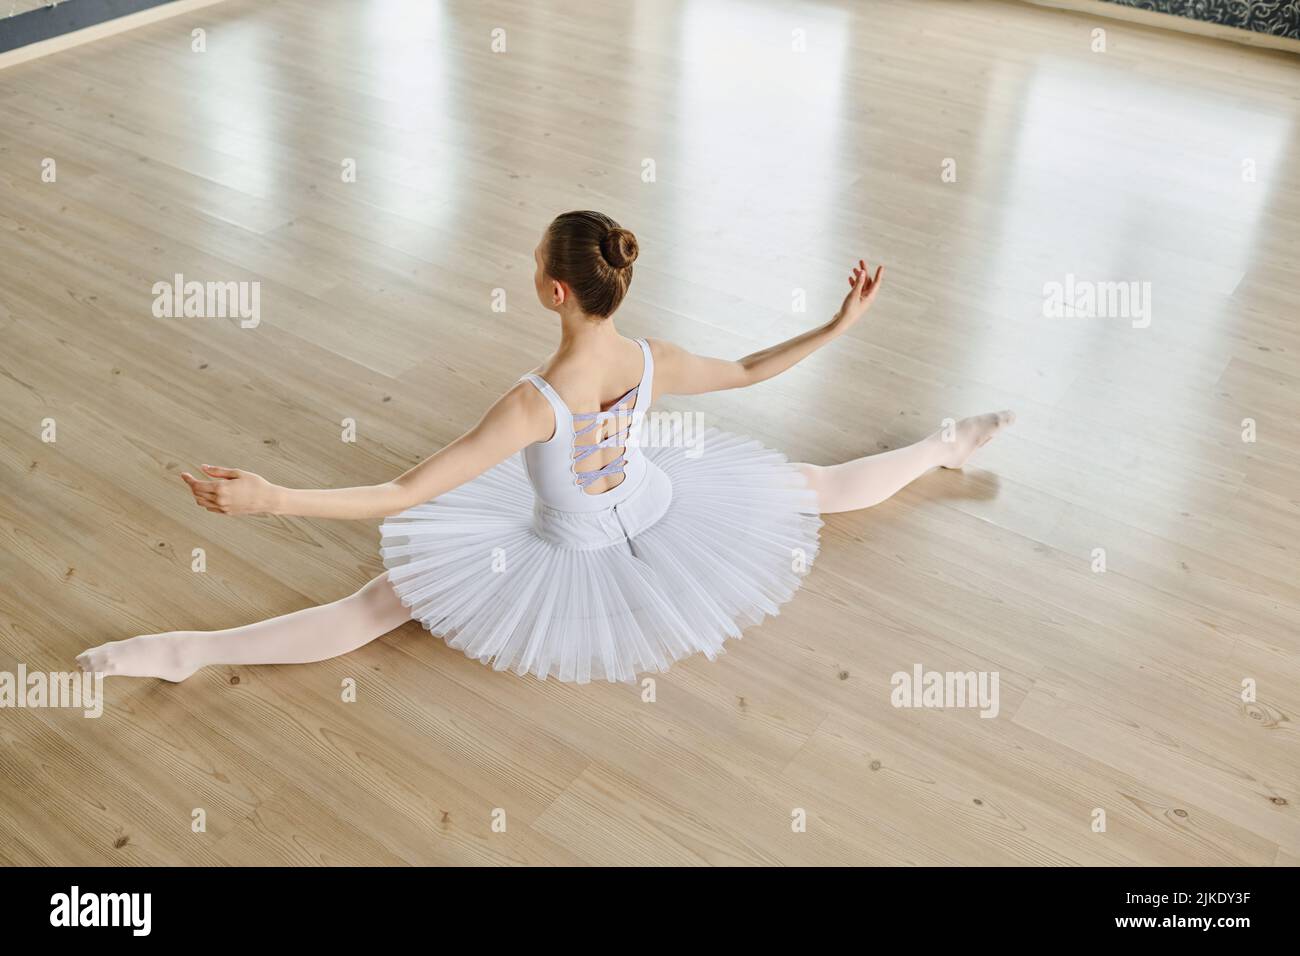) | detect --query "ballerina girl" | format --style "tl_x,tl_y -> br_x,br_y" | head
78,211 -> 1013,684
